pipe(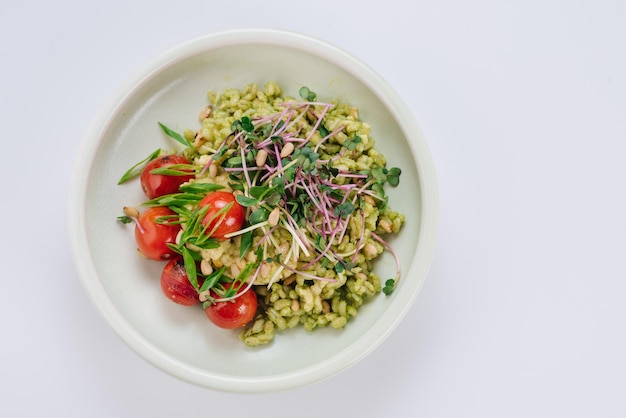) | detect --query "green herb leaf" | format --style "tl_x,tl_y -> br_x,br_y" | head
158,122 -> 192,148
198,266 -> 226,294
249,207 -> 269,225
117,215 -> 133,224
229,181 -> 245,192
318,123 -> 330,138
387,167 -> 401,187
236,194 -> 259,207
149,164 -> 196,176
334,201 -> 355,219
241,116 -> 254,132
143,193 -> 203,207
231,120 -> 243,132
240,230 -> 253,259
299,86 -> 316,101
382,279 -> 396,295
344,135 -> 362,151
225,156 -> 243,167
271,176 -> 285,194
186,236 -> 220,250
249,186 -> 270,200
117,148 -> 161,184
182,246 -> 199,291
179,183 -> 224,194
264,191 -> 281,206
